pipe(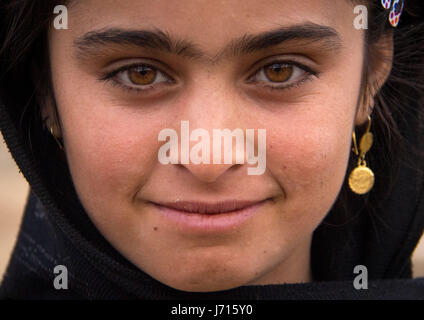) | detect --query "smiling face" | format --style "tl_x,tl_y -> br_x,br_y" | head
46,0 -> 375,291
